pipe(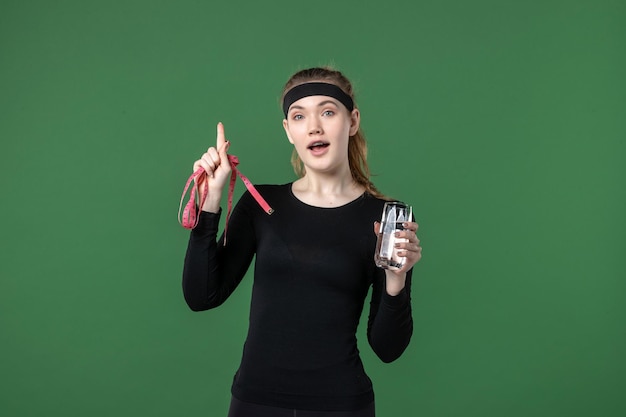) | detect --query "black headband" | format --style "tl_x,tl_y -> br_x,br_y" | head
282,82 -> 354,117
